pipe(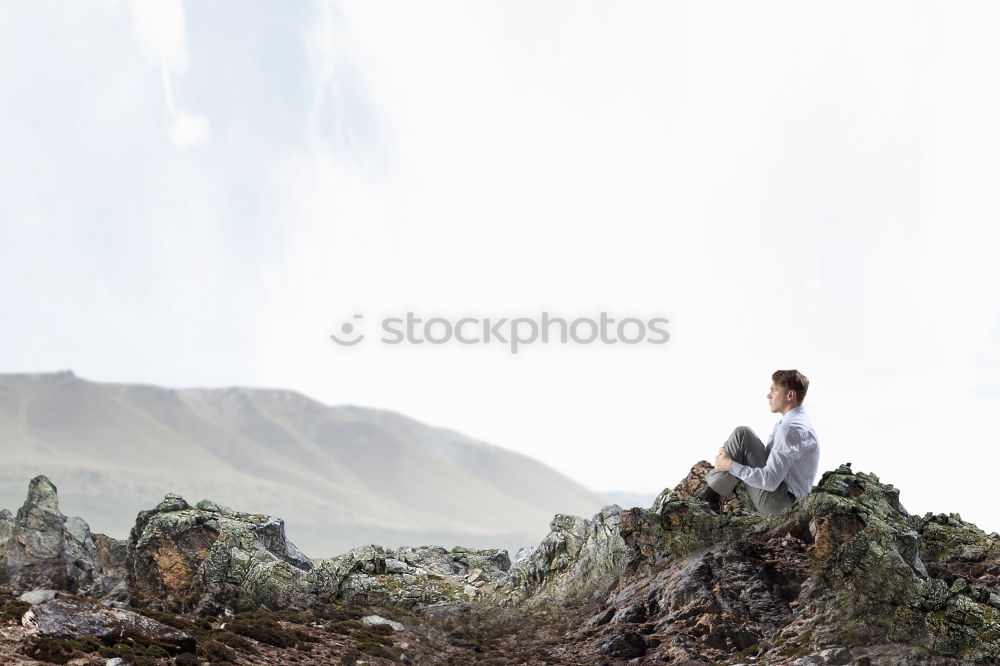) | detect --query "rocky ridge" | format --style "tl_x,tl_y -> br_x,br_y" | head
0,465 -> 999,664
